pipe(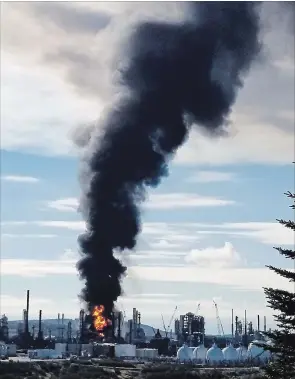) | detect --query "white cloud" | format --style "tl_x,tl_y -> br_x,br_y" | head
148,239 -> 184,249
131,265 -> 294,293
2,234 -> 57,239
47,197 -> 78,212
1,220 -> 292,246
1,53 -> 101,156
46,193 -> 235,213
187,170 -> 236,183
175,112 -> 294,166
185,242 -> 244,268
1,256 -> 293,295
207,222 -> 294,245
1,175 -> 39,183
147,193 -> 235,209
